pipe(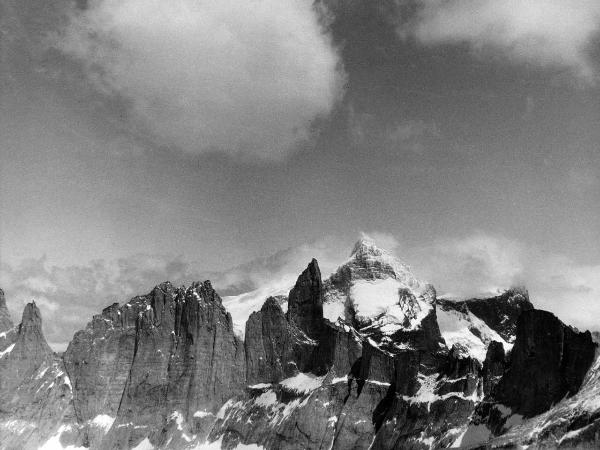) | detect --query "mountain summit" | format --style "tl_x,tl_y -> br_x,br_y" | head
324,237 -> 435,336
0,239 -> 598,449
